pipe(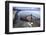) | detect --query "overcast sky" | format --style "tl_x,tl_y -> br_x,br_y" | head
13,7 -> 40,18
